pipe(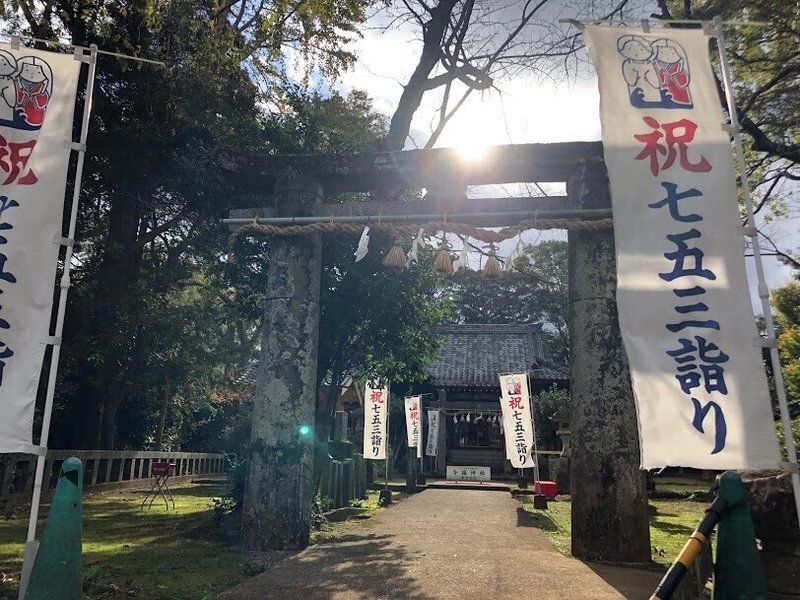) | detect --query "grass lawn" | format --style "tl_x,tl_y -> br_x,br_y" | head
519,496 -> 707,569
0,481 -> 398,600
652,475 -> 716,497
1,481 -> 250,600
